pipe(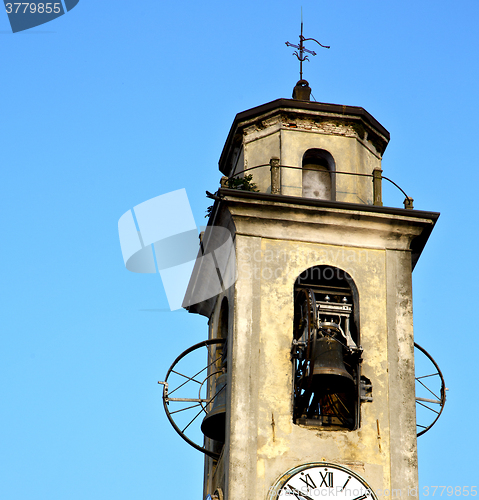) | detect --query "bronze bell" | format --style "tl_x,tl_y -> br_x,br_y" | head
201,372 -> 227,442
311,337 -> 354,395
